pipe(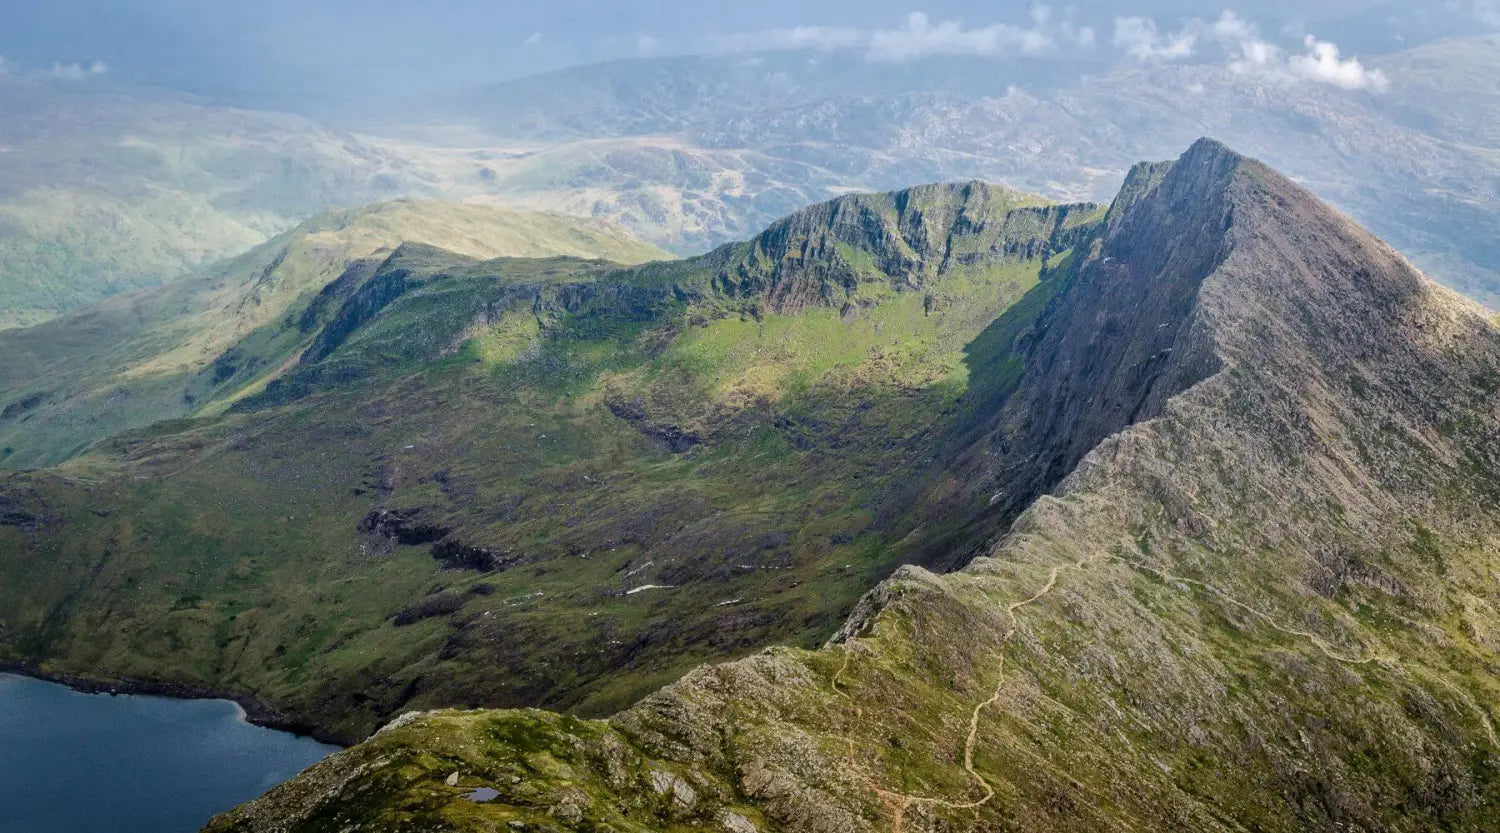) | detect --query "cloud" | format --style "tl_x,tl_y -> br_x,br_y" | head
522,32 -> 542,48
1208,11 -> 1258,44
49,60 -> 108,80
711,25 -> 866,54
1287,36 -> 1389,91
867,11 -> 1055,62
1114,10 -> 1388,92
708,6 -> 1094,62
635,34 -> 663,56
1112,16 -> 1197,62
1229,34 -> 1388,92
1472,0 -> 1500,25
